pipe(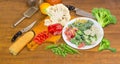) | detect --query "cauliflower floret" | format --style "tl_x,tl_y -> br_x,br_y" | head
44,4 -> 71,26
44,19 -> 52,26
84,29 -> 92,35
